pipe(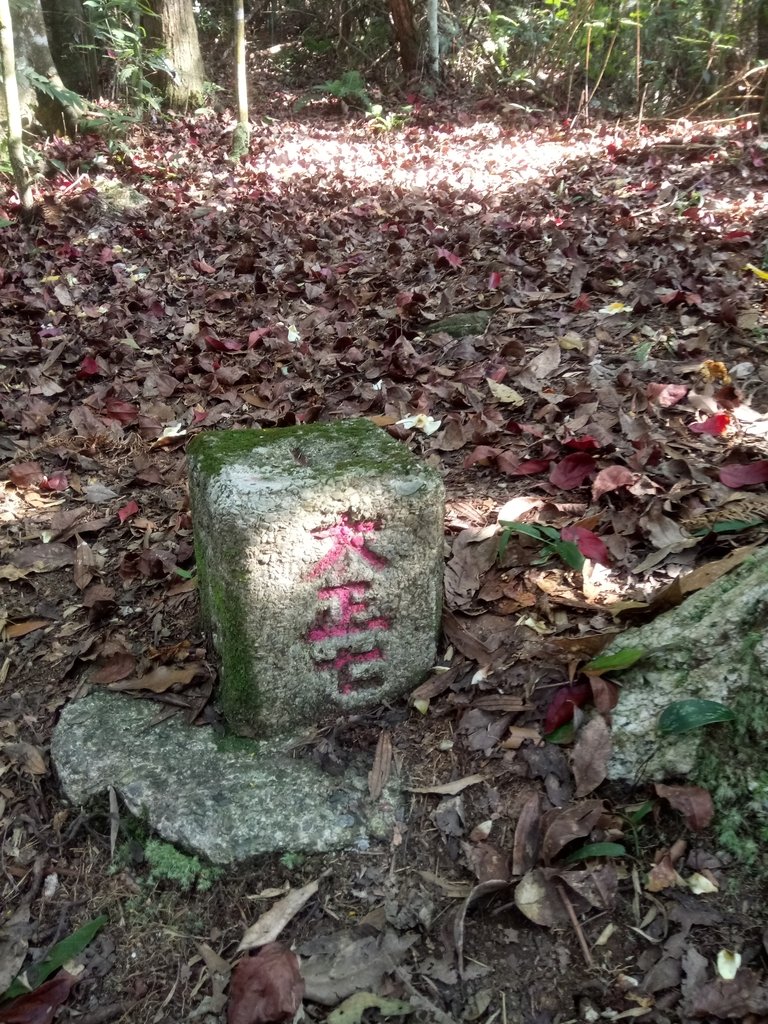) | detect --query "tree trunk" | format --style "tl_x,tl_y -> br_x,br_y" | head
758,0 -> 768,129
41,0 -> 98,97
0,0 -> 33,215
0,0 -> 82,133
231,0 -> 249,160
388,0 -> 420,77
426,0 -> 439,78
143,0 -> 205,110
